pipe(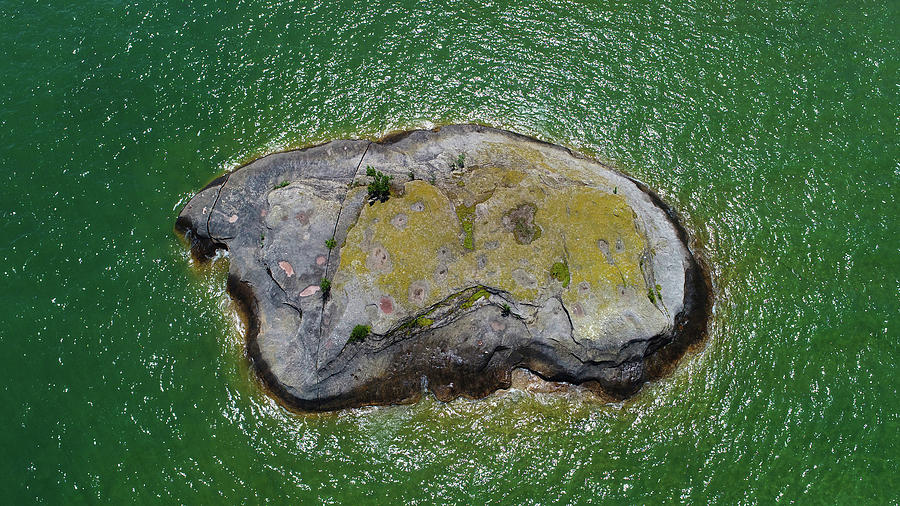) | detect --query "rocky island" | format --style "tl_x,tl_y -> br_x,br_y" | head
176,125 -> 710,411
